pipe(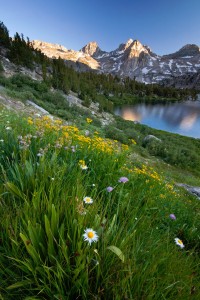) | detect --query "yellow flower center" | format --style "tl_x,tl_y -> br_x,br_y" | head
85,198 -> 91,202
88,232 -> 94,238
178,239 -> 183,244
